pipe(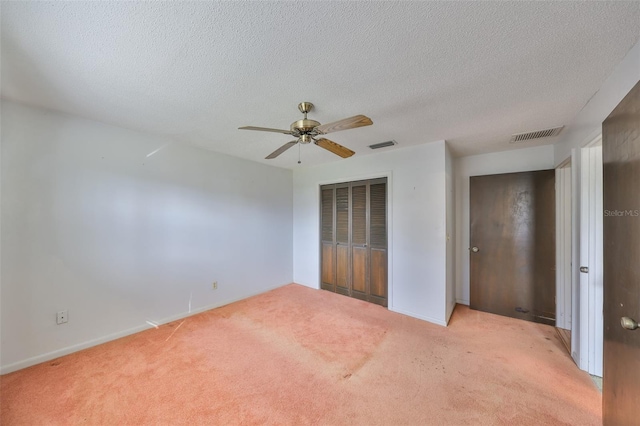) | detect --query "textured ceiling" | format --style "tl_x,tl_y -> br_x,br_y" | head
2,1 -> 639,168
